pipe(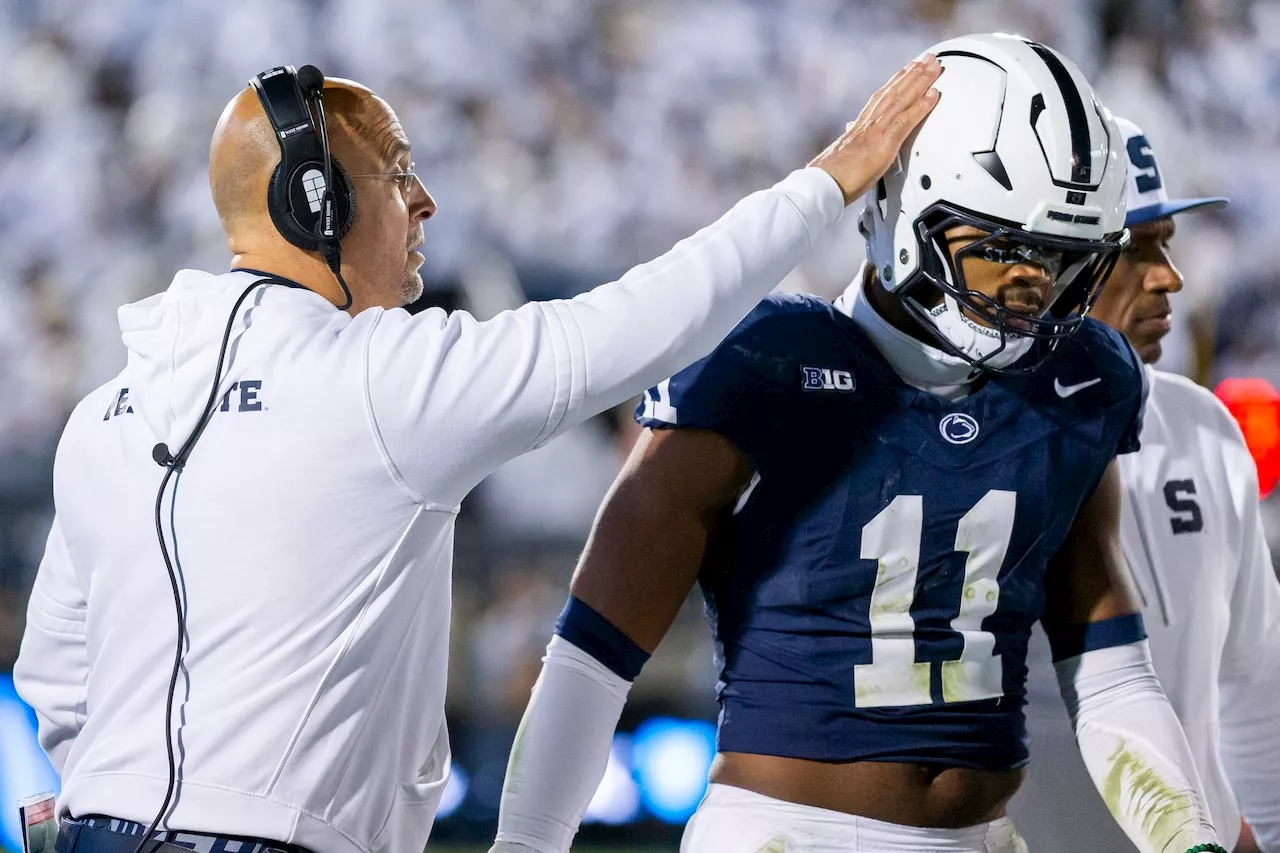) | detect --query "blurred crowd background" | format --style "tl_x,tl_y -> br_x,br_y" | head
1,0 -> 1278,846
